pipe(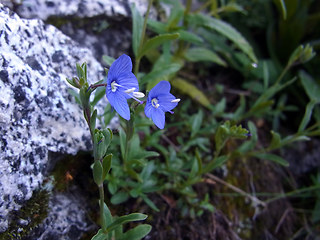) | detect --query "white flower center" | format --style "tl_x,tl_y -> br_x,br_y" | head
111,81 -> 118,92
151,98 -> 160,108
